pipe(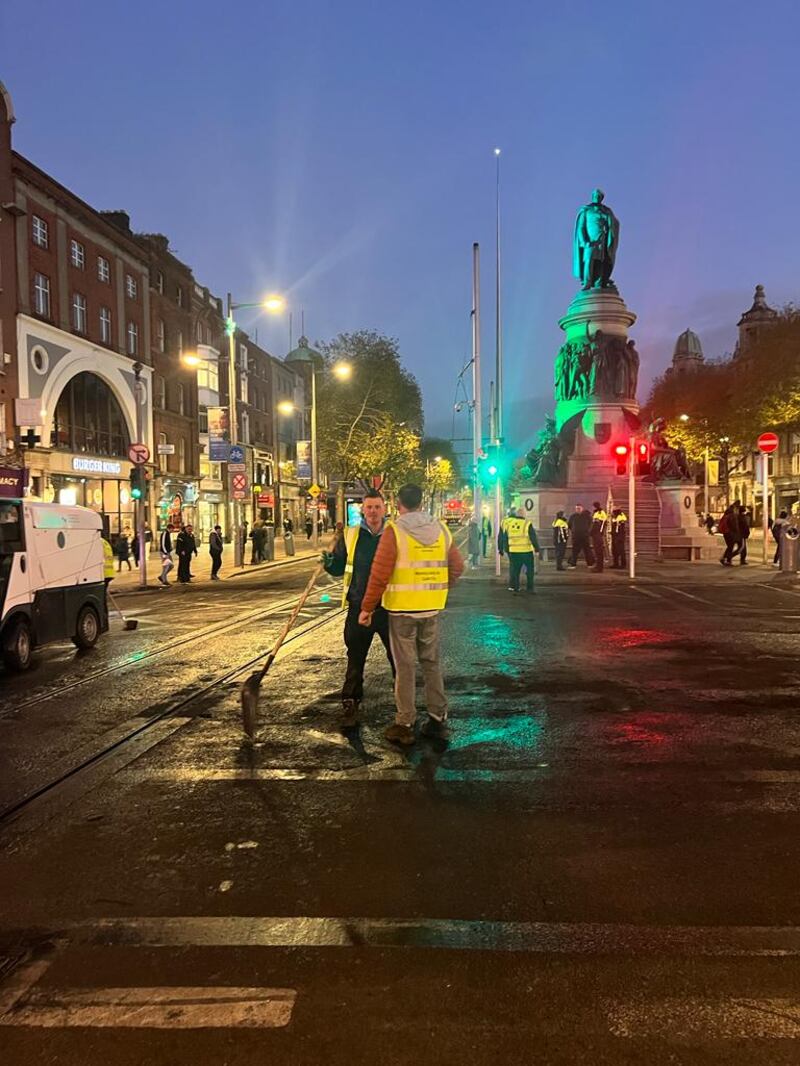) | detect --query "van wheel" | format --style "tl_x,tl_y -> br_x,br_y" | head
2,618 -> 33,671
72,605 -> 100,649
